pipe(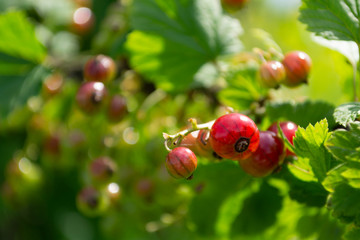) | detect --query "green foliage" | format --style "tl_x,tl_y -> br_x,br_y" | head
218,66 -> 266,111
0,11 -> 46,63
293,119 -> 335,182
0,66 -> 51,119
125,0 -> 242,91
187,161 -> 250,236
1,0 -> 360,239
326,122 -> 360,163
344,225 -> 360,240
266,100 -> 335,128
280,165 -> 328,207
333,102 -> 360,127
299,0 -> 360,42
328,183 -> 360,224
230,182 -> 283,236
